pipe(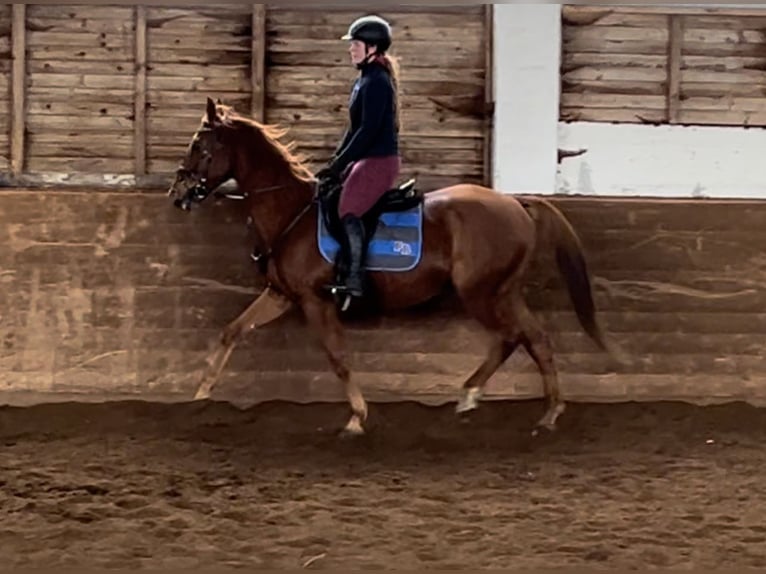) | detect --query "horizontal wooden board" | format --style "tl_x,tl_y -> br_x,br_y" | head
26,114 -> 134,132
147,34 -> 250,52
146,75 -> 250,92
27,6 -> 136,20
28,142 -> 134,159
27,45 -> 134,62
26,16 -> 135,34
24,156 -> 135,173
269,22 -> 483,42
267,9 -> 484,28
560,93 -> 667,110
27,87 -> 134,104
676,110 -> 766,126
267,65 -> 485,86
147,63 -> 251,78
562,65 -> 667,84
27,59 -> 133,75
560,107 -> 667,124
27,73 -> 134,90
27,100 -> 134,117
562,53 -> 667,72
268,47 -> 483,69
27,30 -> 134,50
